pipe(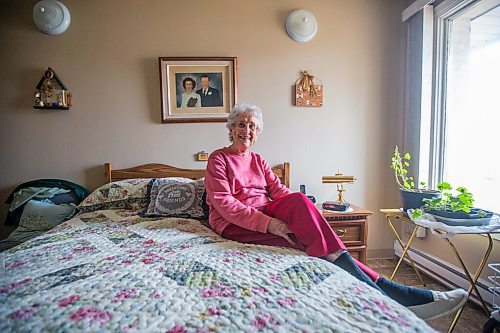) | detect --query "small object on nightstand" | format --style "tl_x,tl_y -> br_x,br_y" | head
322,201 -> 349,211
299,184 -> 316,203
